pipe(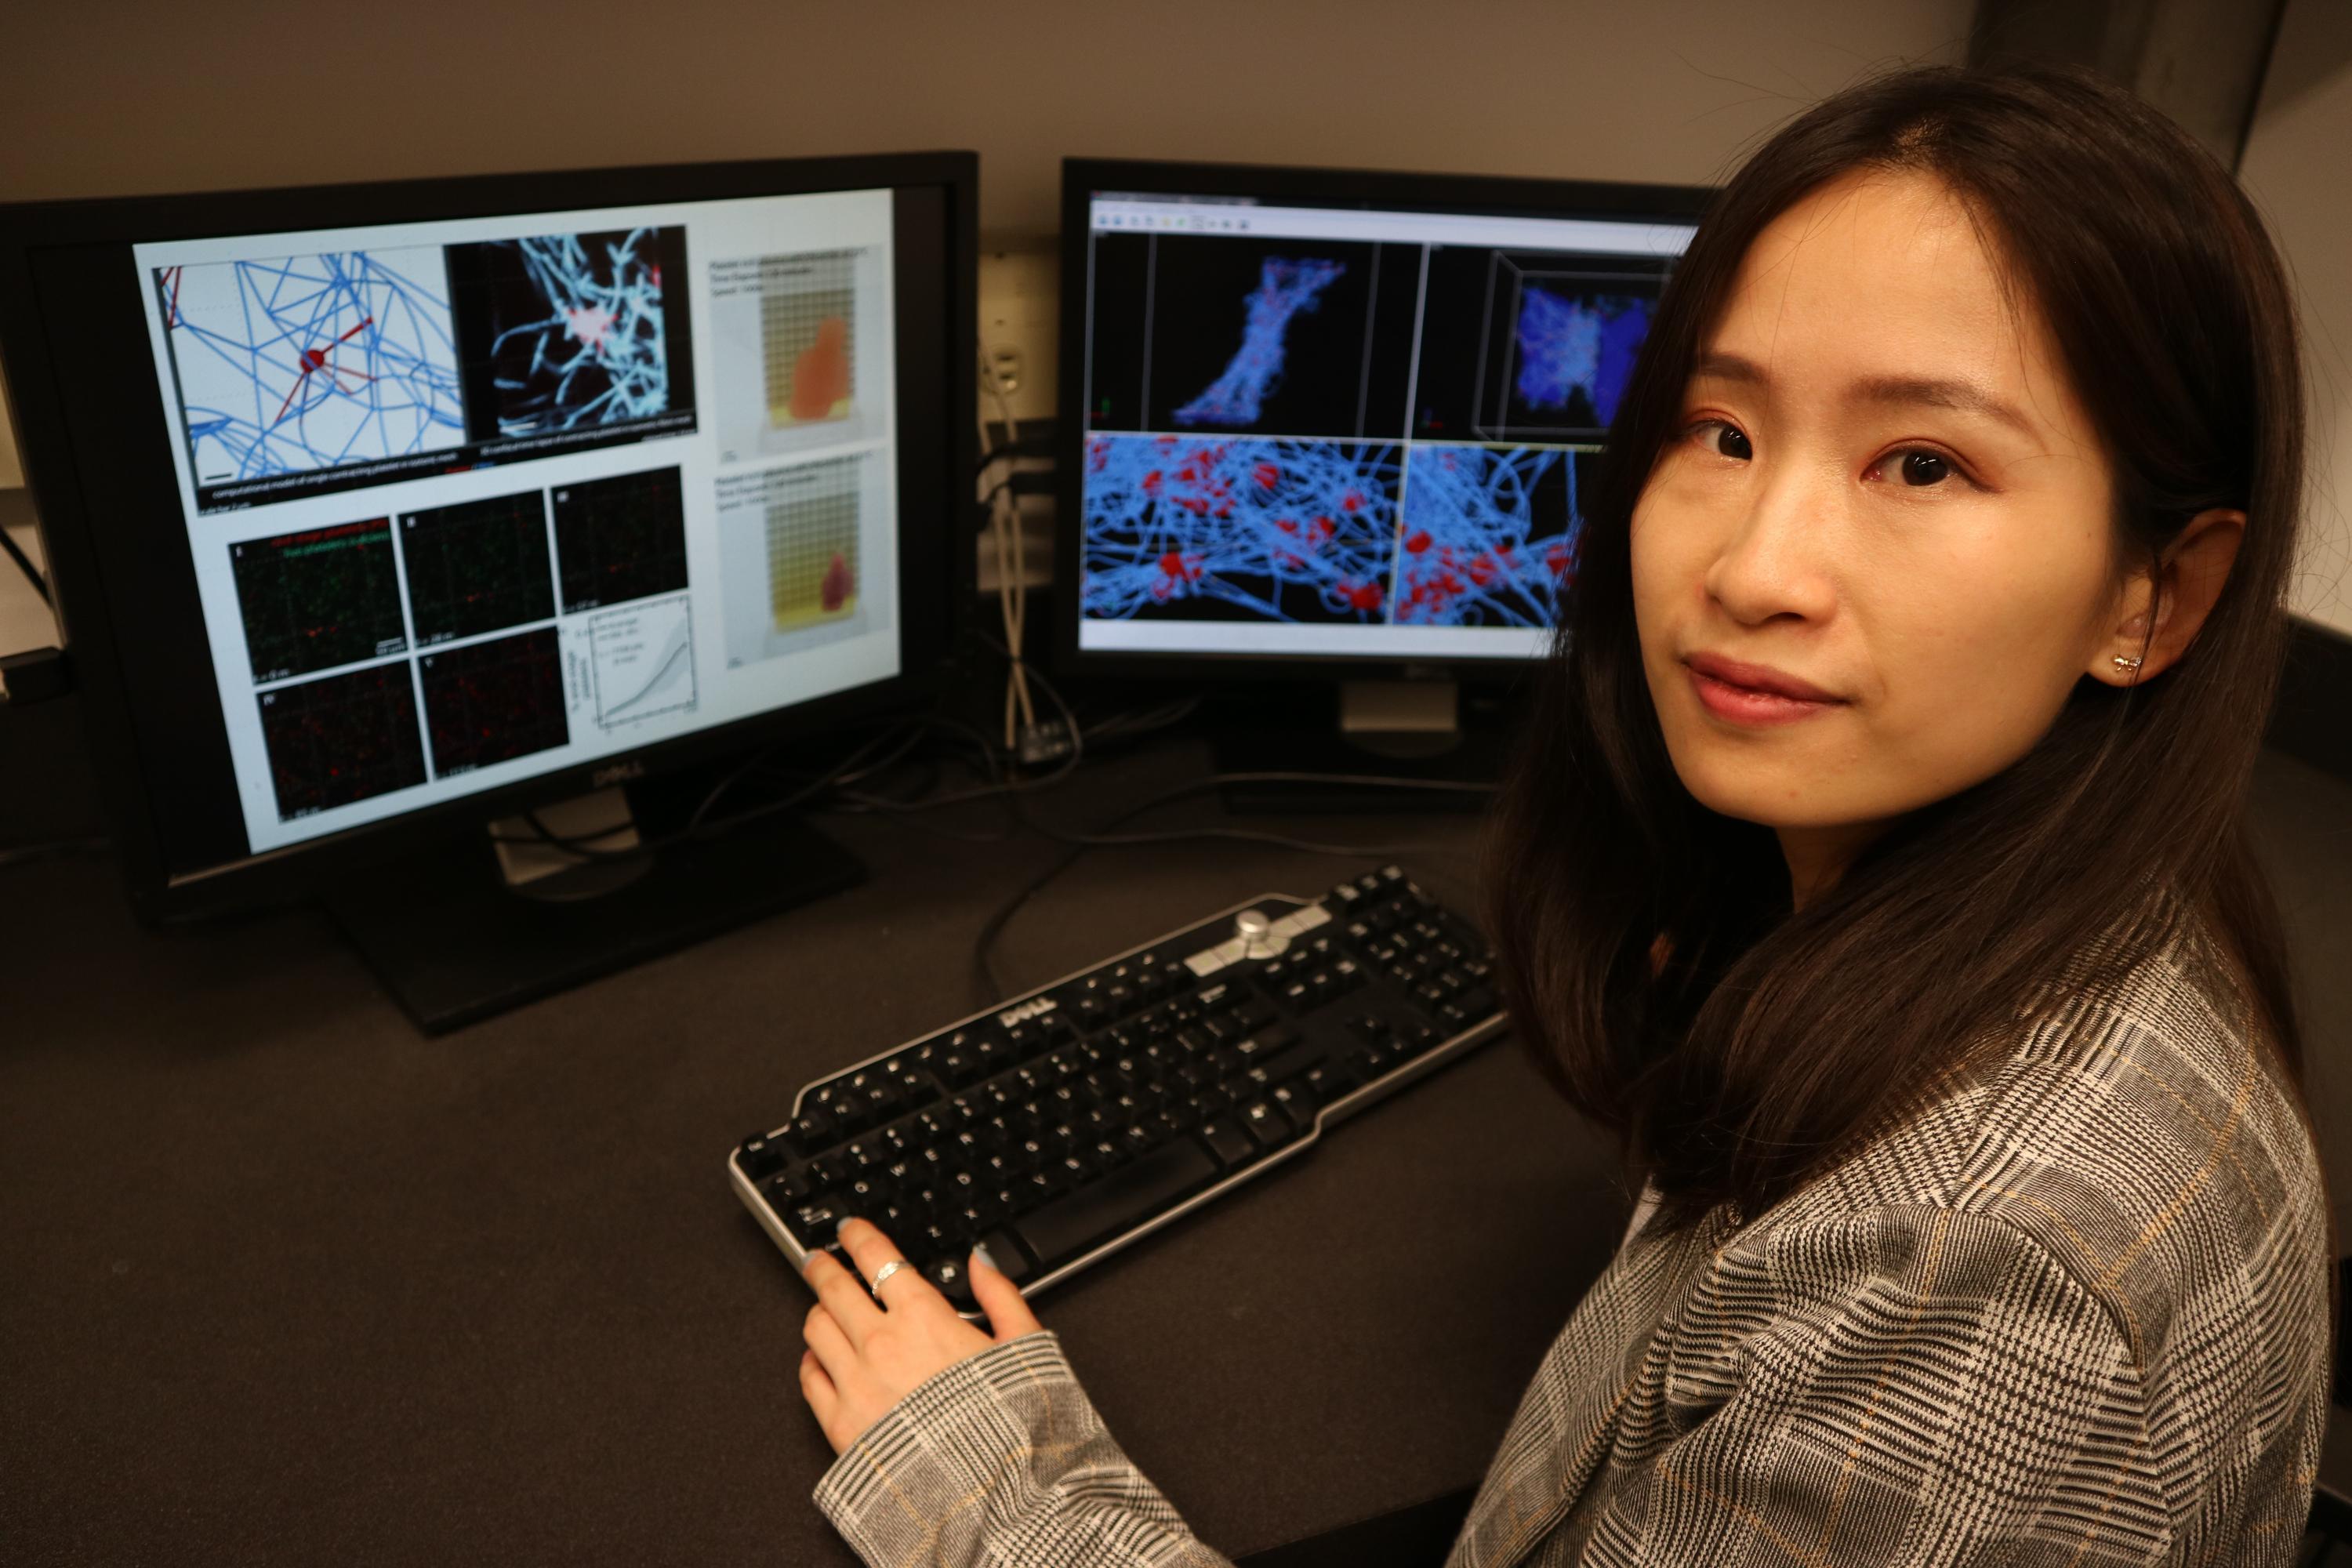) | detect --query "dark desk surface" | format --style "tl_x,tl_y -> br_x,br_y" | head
0,737 -> 1636,1566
